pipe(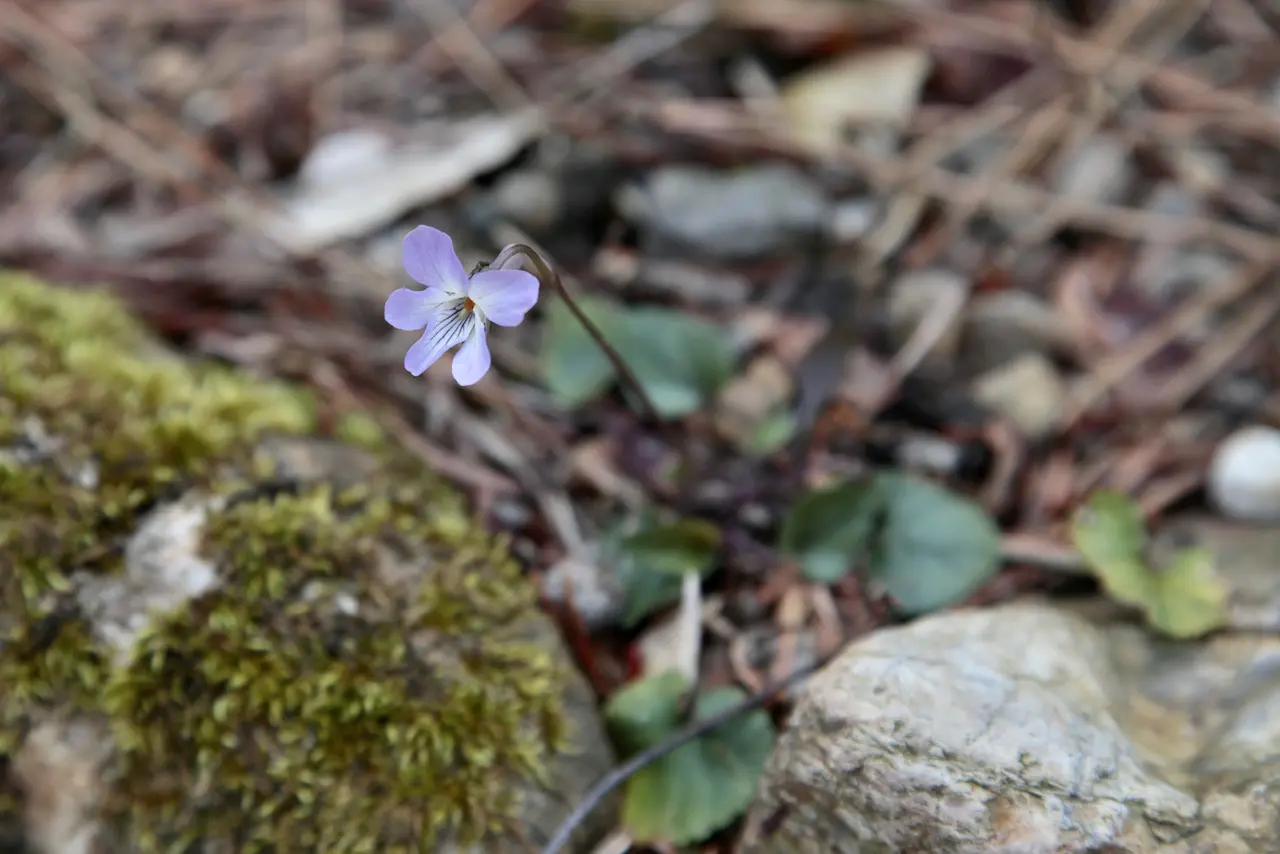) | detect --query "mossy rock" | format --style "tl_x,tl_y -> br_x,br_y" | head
0,272 -> 616,853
